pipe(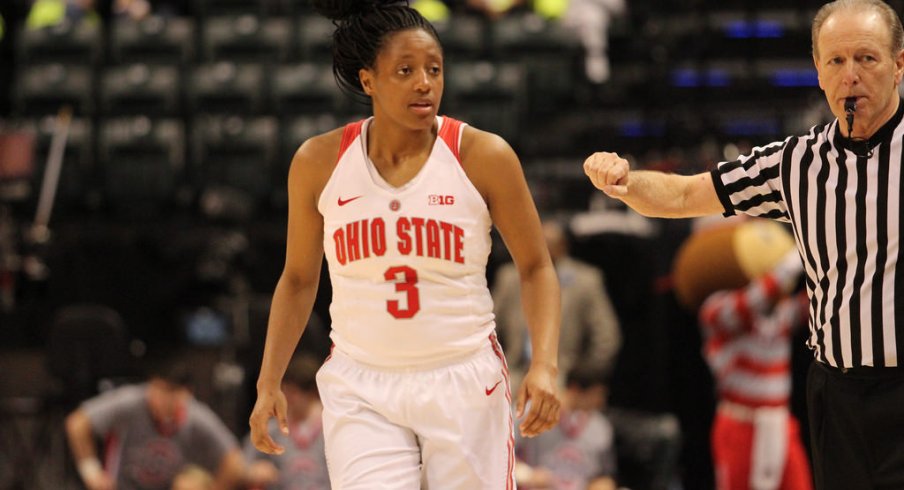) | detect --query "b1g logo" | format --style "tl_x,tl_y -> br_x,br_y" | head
428,195 -> 455,205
